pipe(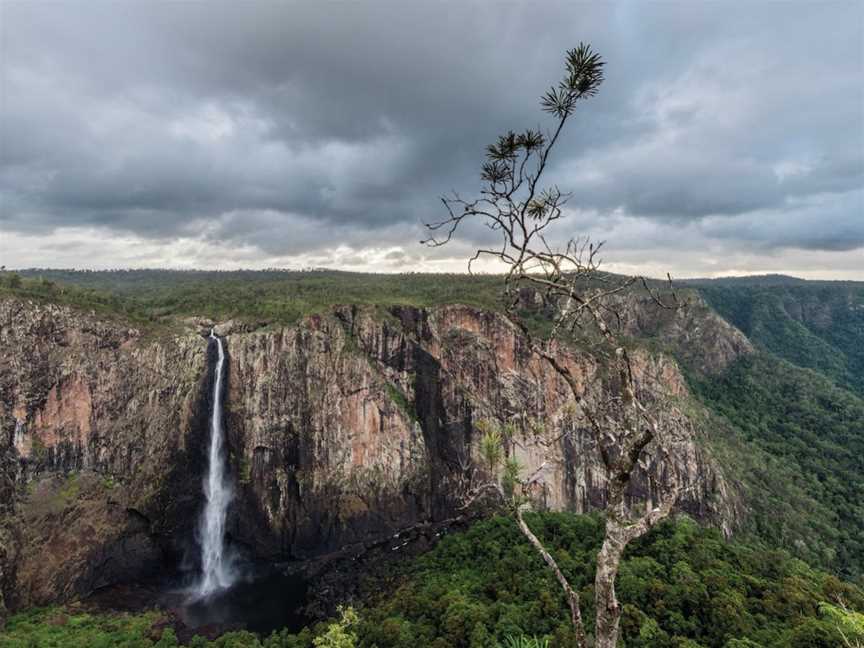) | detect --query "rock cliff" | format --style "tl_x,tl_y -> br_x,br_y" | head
0,294 -> 749,618
0,299 -> 211,615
